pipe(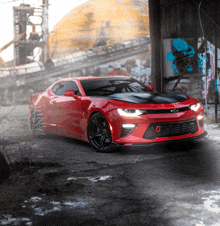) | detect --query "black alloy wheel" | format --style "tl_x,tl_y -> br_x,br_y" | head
87,112 -> 114,152
30,109 -> 46,137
